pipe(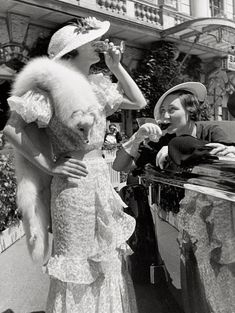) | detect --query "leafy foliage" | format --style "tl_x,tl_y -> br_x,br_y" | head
132,41 -> 209,118
0,151 -> 21,232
